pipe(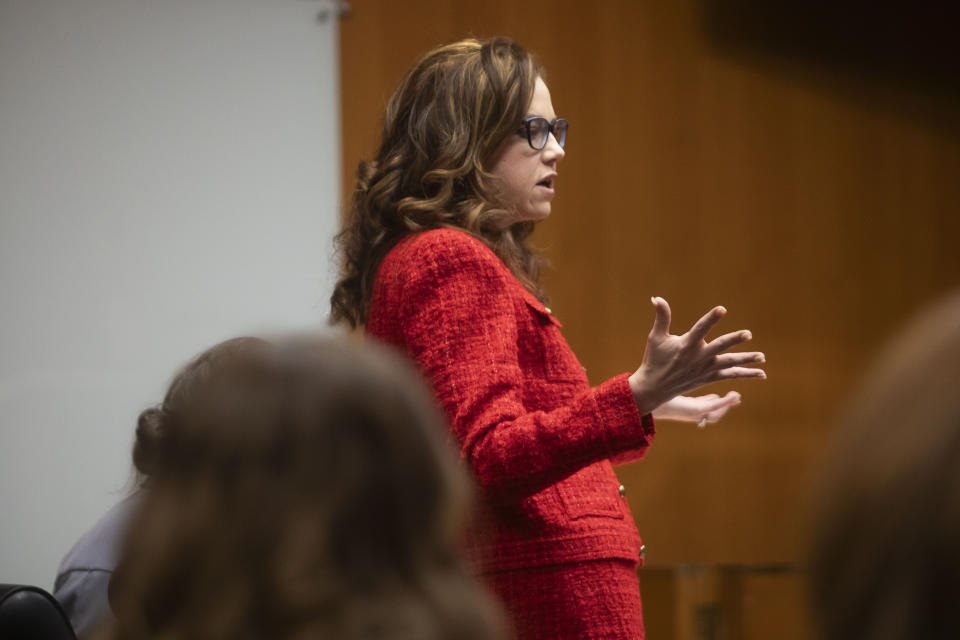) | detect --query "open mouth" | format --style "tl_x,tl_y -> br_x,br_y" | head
537,176 -> 555,188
